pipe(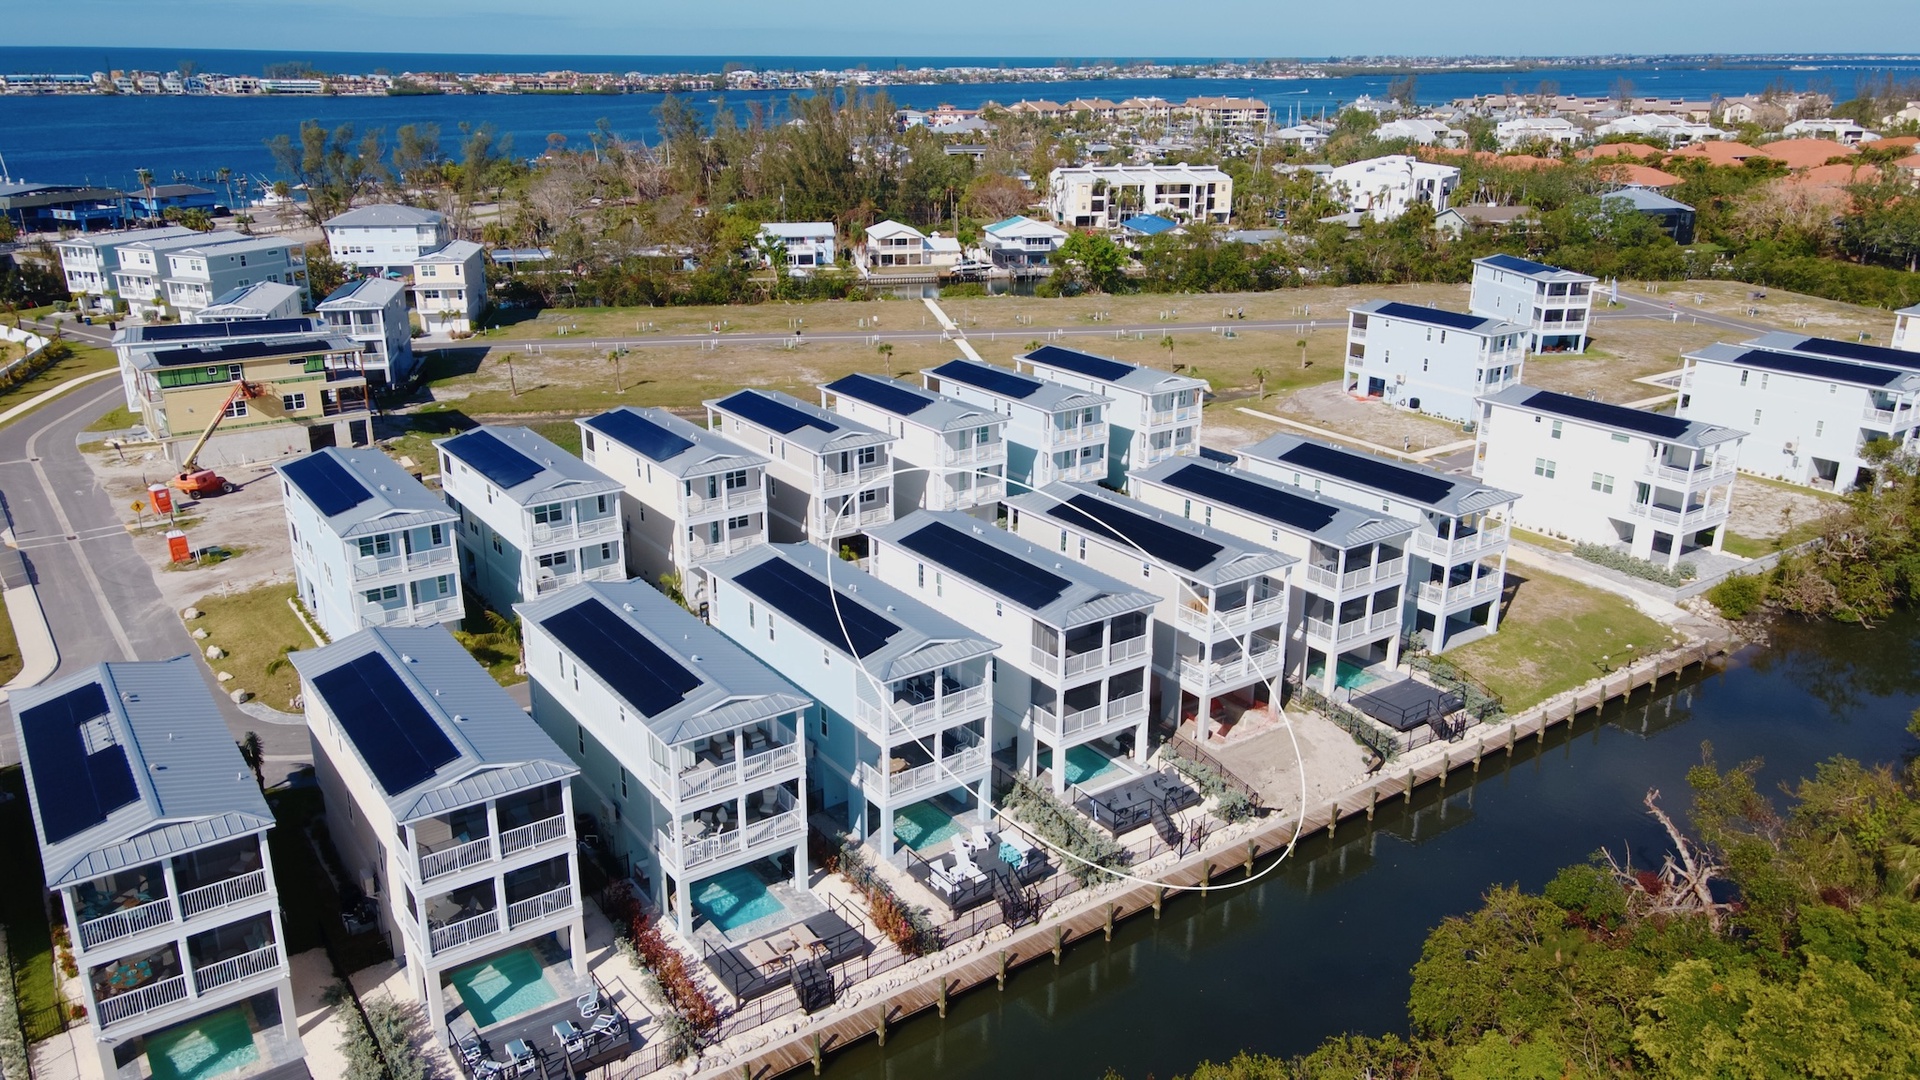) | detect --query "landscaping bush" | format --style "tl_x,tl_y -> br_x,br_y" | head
1164,751 -> 1257,823
0,927 -> 31,1080
600,881 -> 721,1058
1707,573 -> 1769,620
834,839 -> 943,957
1572,543 -> 1696,587
1294,682 -> 1400,761
1004,773 -> 1130,884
